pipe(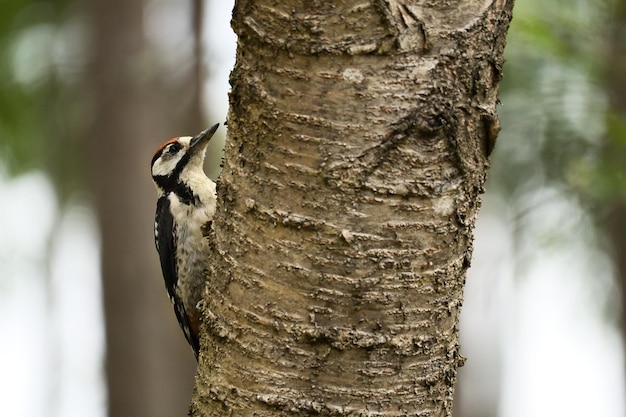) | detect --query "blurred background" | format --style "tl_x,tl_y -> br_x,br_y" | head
0,0 -> 624,416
